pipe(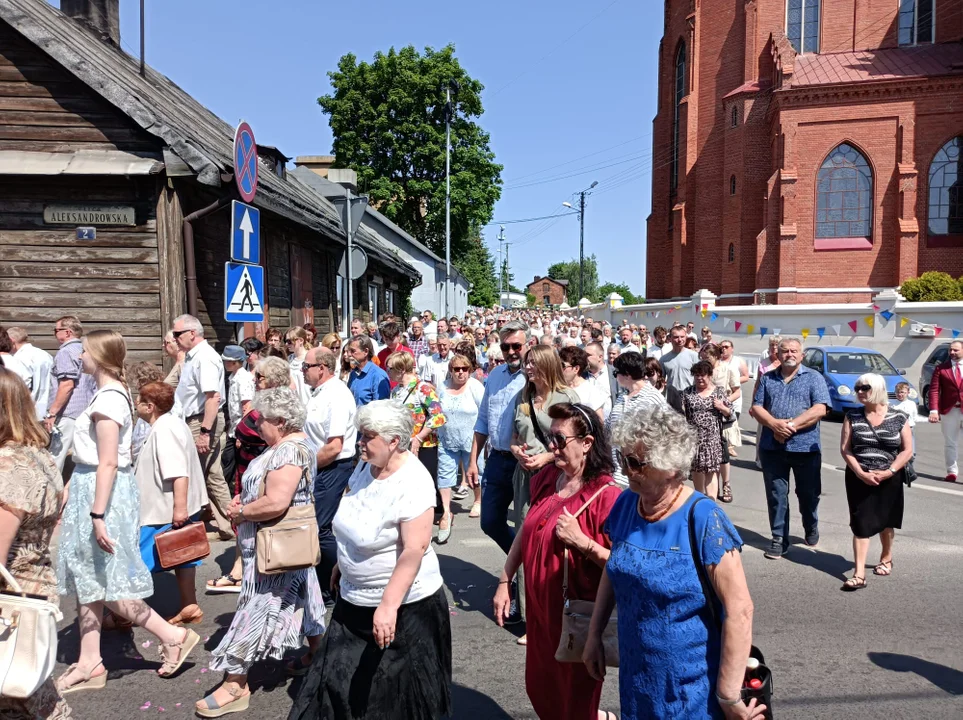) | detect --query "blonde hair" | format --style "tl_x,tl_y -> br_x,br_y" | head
385,351 -> 414,374
522,344 -> 568,403
83,330 -> 127,384
0,367 -> 48,448
855,372 -> 889,406
286,326 -> 313,349
321,332 -> 341,350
